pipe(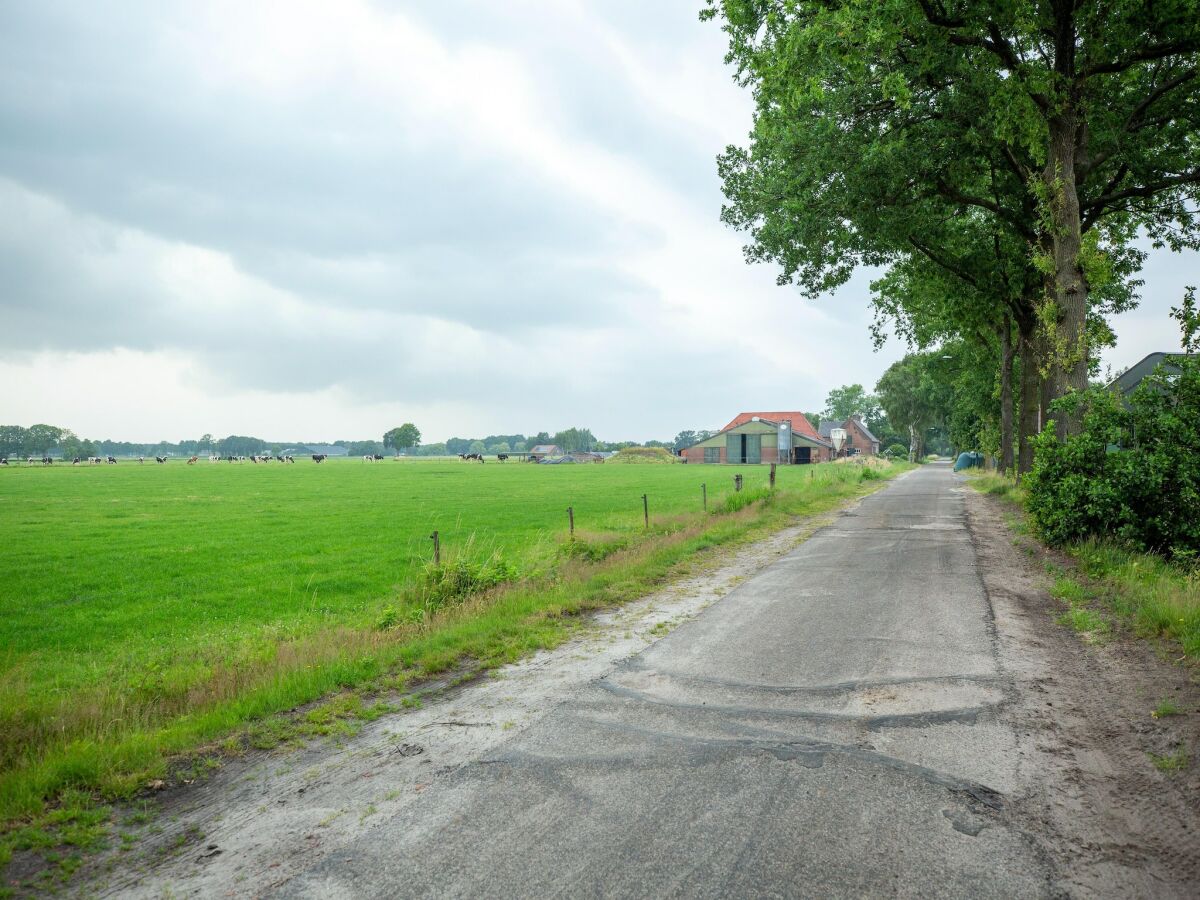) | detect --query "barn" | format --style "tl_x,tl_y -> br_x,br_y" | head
817,415 -> 880,456
681,412 -> 832,465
